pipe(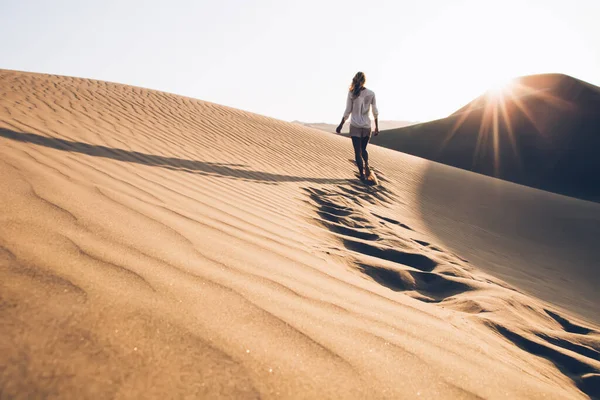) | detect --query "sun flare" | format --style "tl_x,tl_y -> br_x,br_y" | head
441,74 -> 571,178
487,78 -> 516,98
